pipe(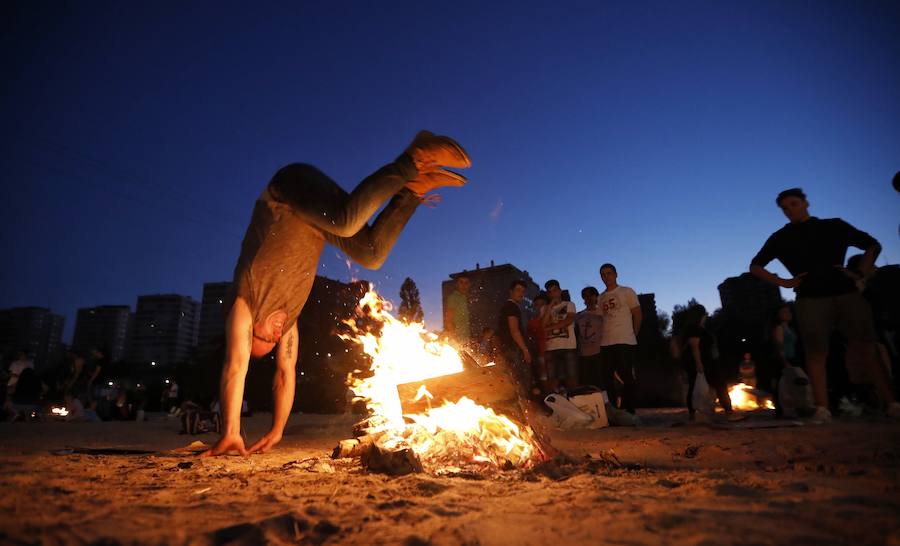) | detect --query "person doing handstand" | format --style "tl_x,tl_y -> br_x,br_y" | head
204,131 -> 471,456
